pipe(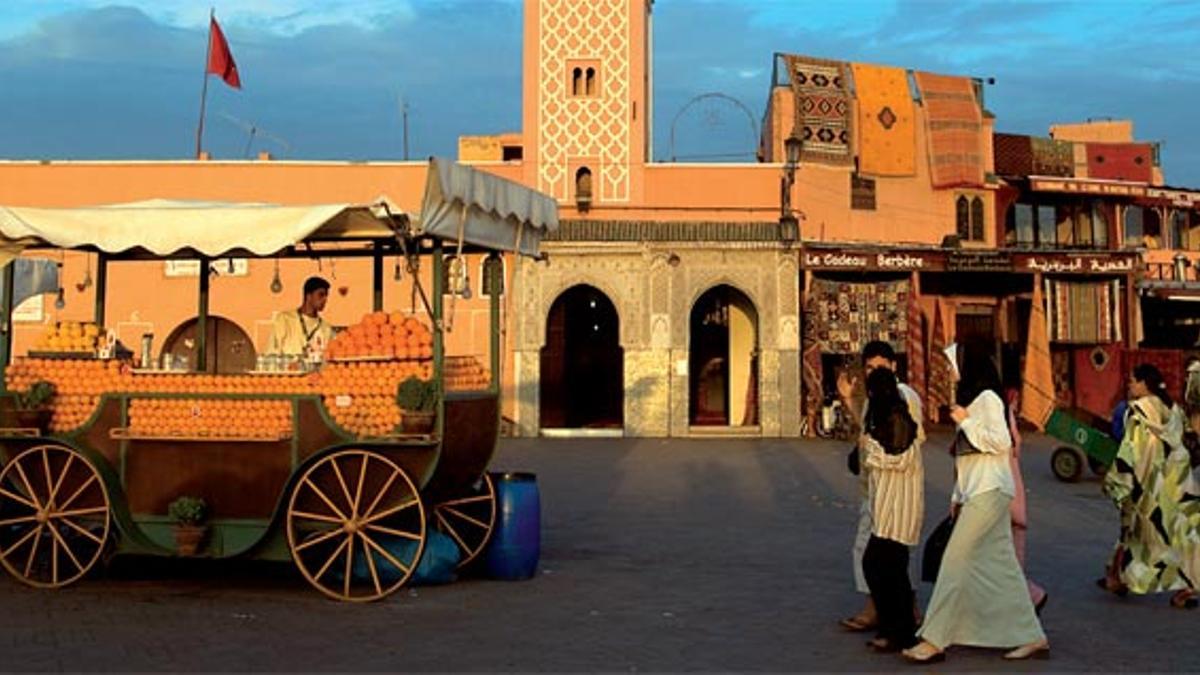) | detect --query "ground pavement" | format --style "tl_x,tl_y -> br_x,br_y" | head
0,433 -> 1194,672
